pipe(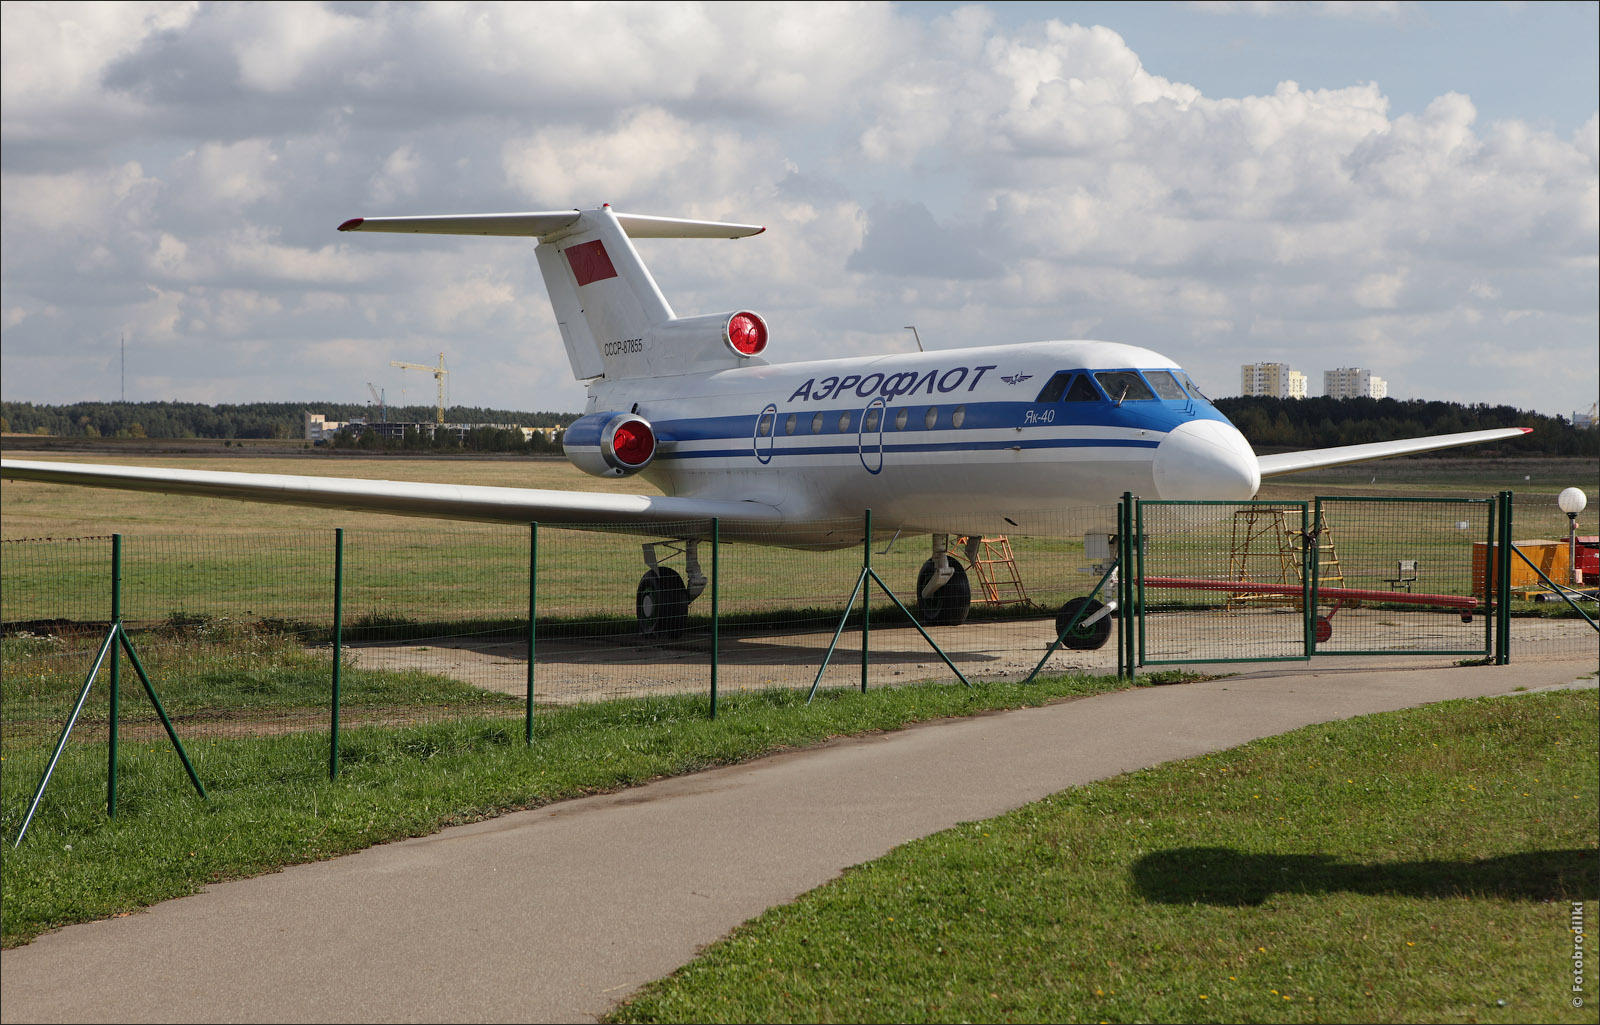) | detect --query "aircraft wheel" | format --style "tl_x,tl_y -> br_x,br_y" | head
1055,597 -> 1112,650
636,568 -> 688,639
915,559 -> 972,626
